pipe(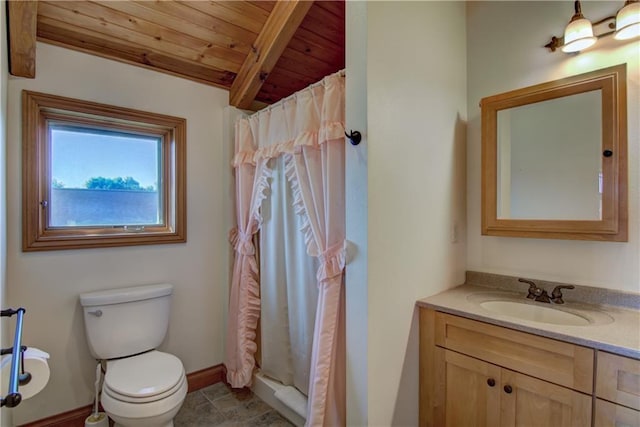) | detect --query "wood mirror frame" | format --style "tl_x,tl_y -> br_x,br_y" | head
481,64 -> 627,241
